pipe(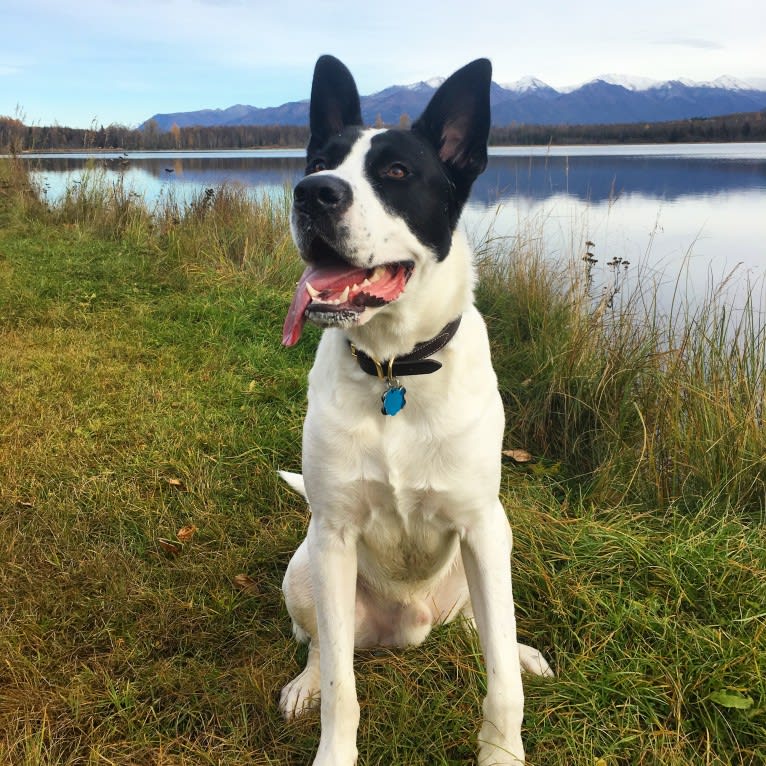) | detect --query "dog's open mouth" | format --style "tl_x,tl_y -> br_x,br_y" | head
282,252 -> 414,346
